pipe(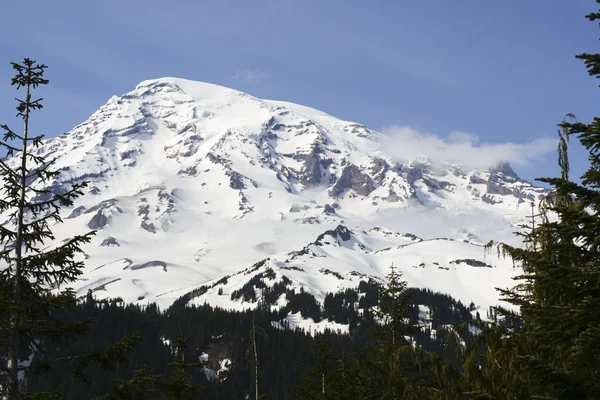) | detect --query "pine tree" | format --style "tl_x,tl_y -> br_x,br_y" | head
0,59 -> 140,400
158,330 -> 206,400
363,265 -> 434,399
478,3 -> 600,397
294,339 -> 336,400
295,338 -> 378,400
